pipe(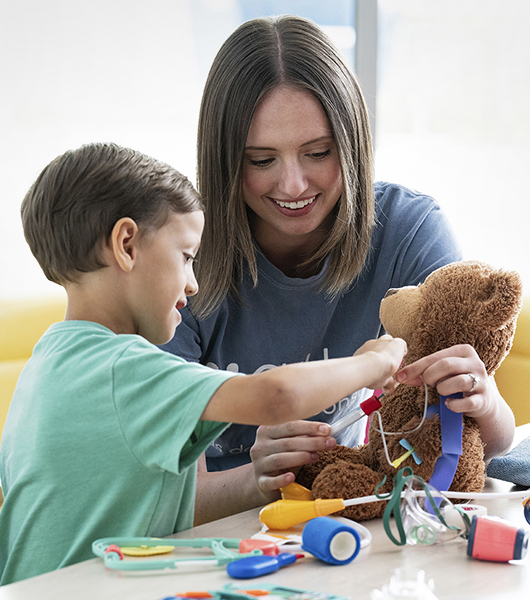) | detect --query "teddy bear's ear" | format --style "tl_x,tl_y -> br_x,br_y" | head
475,267 -> 524,331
